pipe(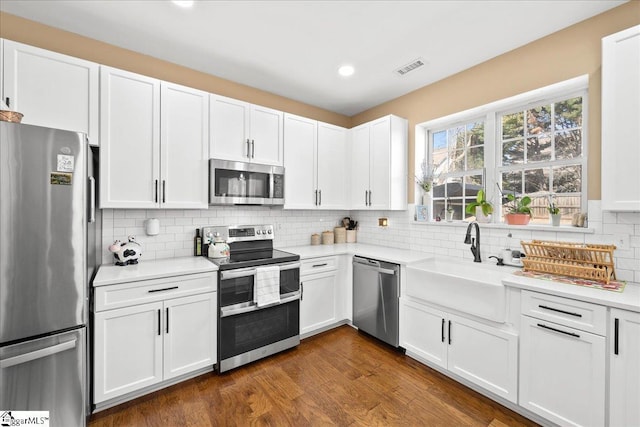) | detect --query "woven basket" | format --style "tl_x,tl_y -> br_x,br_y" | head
0,110 -> 24,123
520,240 -> 617,284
